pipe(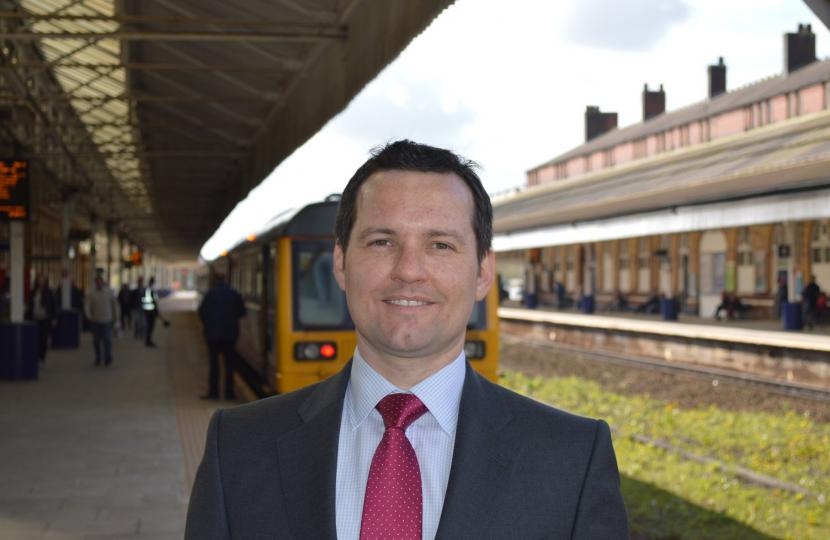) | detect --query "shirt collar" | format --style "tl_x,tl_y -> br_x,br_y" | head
347,348 -> 466,436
